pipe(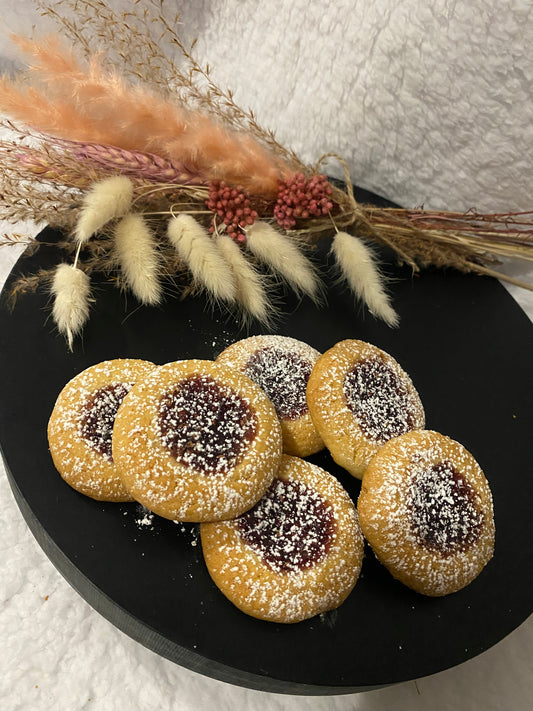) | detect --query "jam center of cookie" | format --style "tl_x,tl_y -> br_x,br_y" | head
238,478 -> 335,573
157,374 -> 257,475
244,346 -> 312,420
407,461 -> 484,555
79,382 -> 132,460
343,356 -> 417,442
